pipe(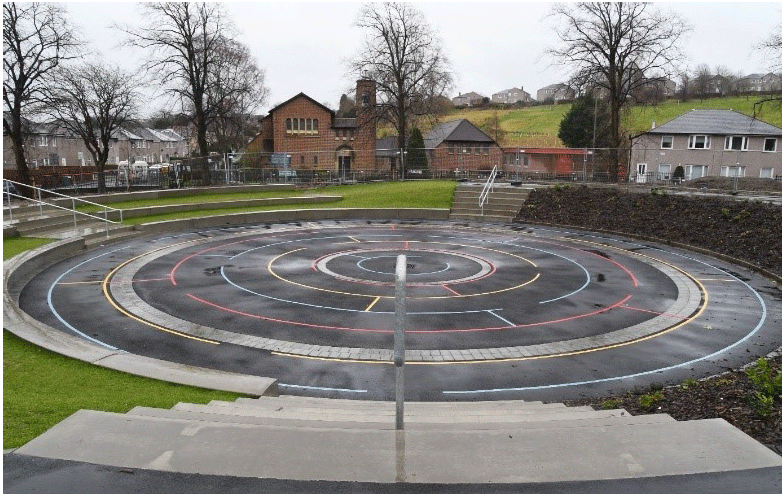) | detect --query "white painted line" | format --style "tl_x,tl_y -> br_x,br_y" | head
444,256 -> 768,395
278,383 -> 368,393
487,310 -> 515,327
47,247 -> 130,350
